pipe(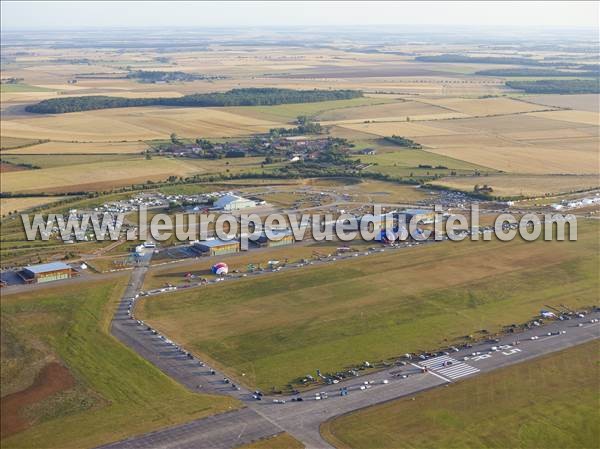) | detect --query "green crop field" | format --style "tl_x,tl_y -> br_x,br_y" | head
137,220 -> 599,391
0,279 -> 238,449
321,340 -> 600,449
0,84 -> 55,93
